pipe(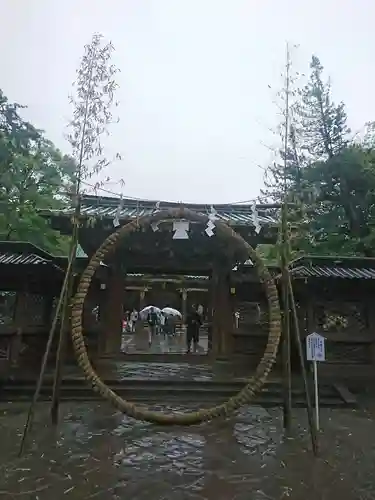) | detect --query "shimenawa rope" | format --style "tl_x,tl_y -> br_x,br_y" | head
70,207 -> 281,425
